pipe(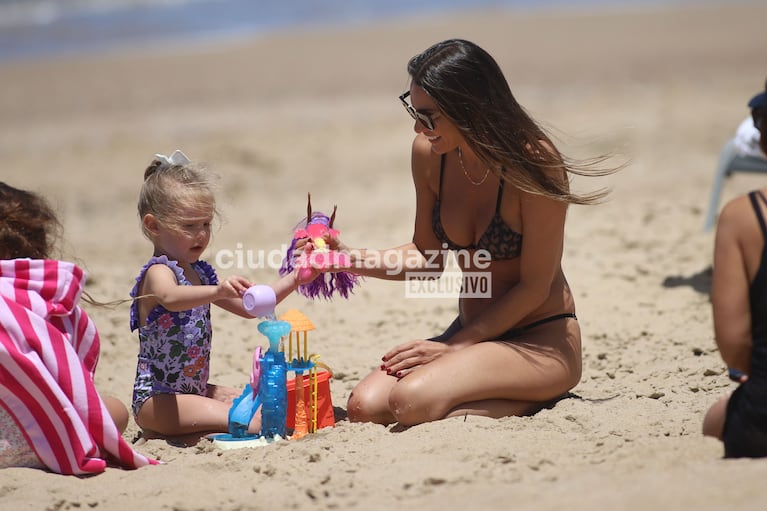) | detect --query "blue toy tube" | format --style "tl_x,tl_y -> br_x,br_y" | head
259,349 -> 288,438
256,319 -> 292,438
228,384 -> 261,437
